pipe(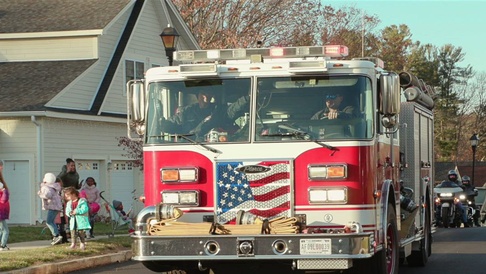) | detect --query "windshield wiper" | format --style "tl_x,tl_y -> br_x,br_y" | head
150,133 -> 221,154
262,124 -> 338,152
175,134 -> 221,154
314,140 -> 338,152
277,124 -> 312,140
262,132 -> 312,140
